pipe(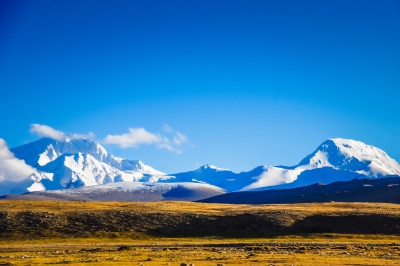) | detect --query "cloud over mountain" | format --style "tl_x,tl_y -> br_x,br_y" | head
0,138 -> 53,195
30,124 -> 66,141
103,126 -> 190,153
30,124 -> 95,142
0,138 -> 36,183
29,124 -> 190,154
104,128 -> 161,148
